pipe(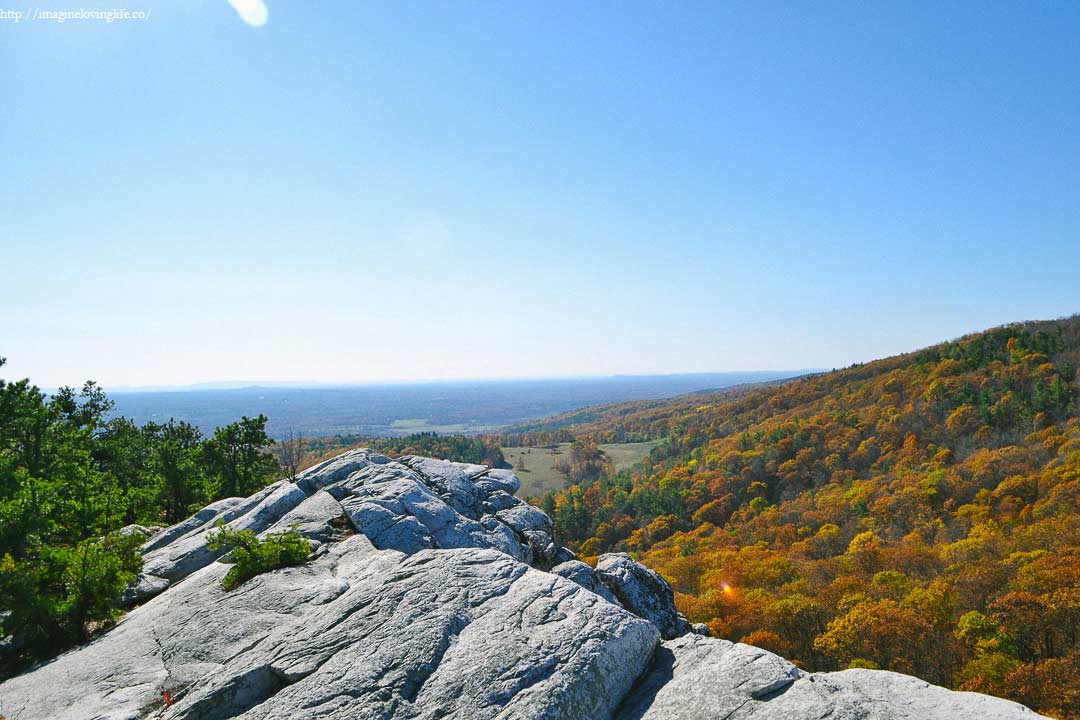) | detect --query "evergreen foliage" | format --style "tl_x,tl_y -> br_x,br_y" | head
0,359 -> 282,677
205,525 -> 312,591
